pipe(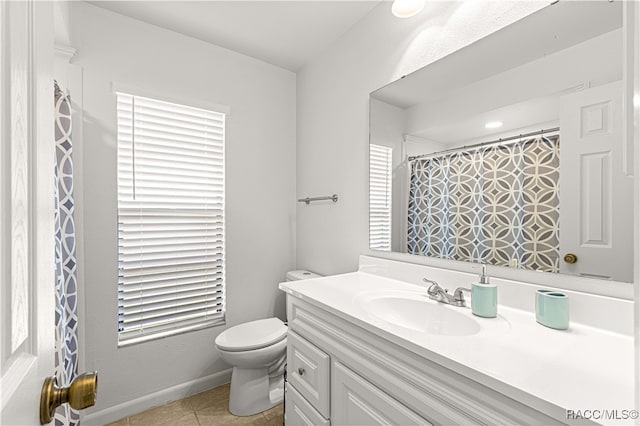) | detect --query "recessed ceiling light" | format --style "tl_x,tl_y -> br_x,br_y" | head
392,0 -> 425,18
485,121 -> 503,129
